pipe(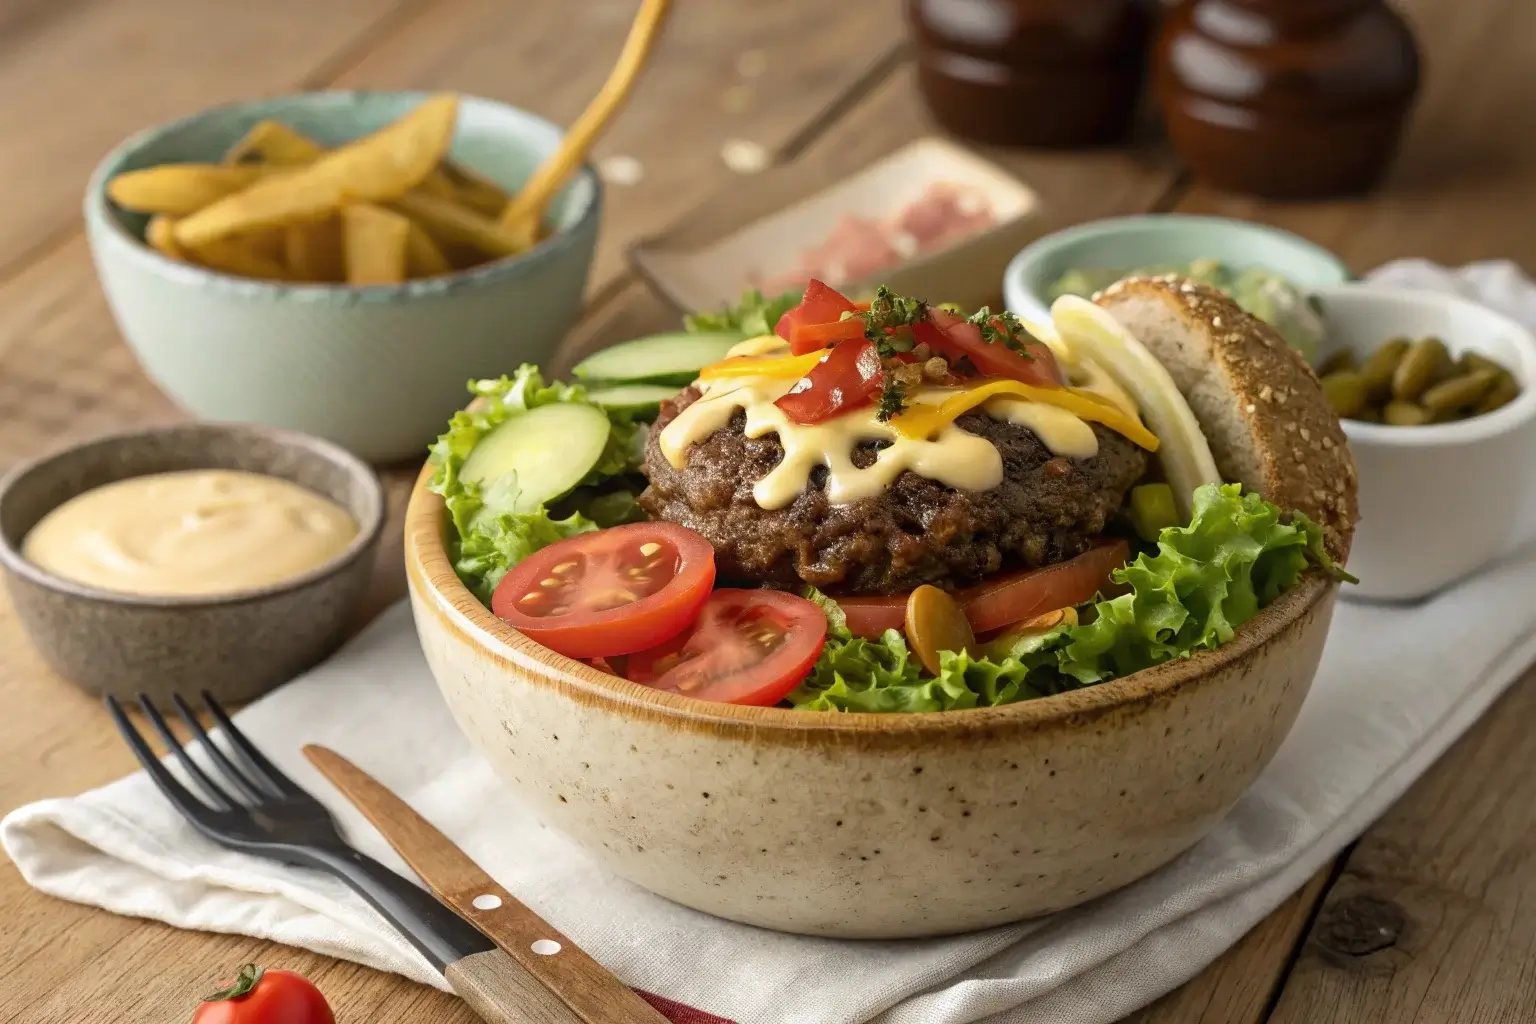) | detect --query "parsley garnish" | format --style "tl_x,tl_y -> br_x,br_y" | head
860,285 -> 929,357
876,377 -> 908,421
966,307 -> 1034,357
